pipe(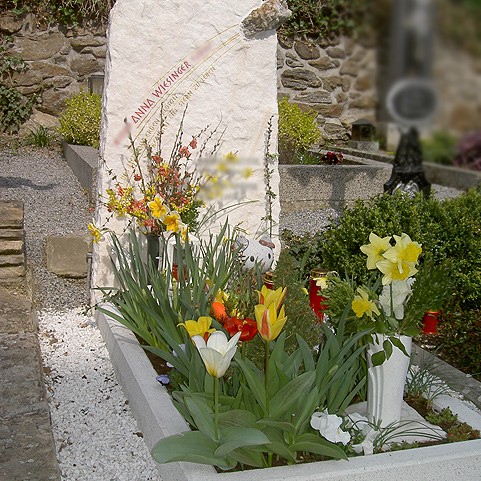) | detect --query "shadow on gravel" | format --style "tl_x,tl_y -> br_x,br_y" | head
0,176 -> 58,190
